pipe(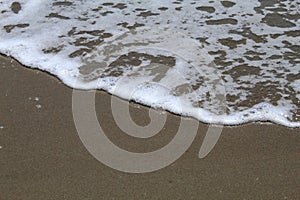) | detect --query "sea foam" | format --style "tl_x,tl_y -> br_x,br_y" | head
0,0 -> 299,127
